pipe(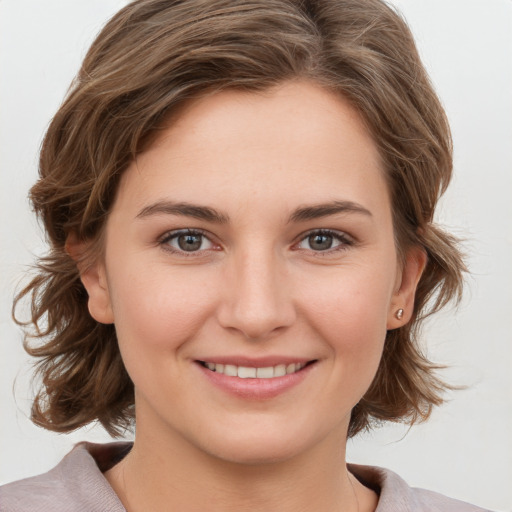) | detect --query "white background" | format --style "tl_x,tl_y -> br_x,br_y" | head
1,1 -> 511,510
